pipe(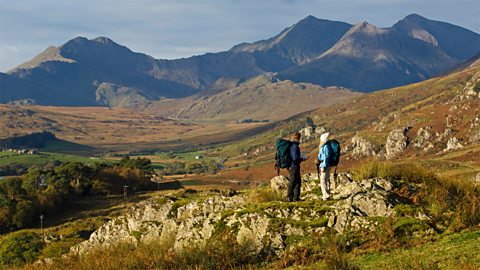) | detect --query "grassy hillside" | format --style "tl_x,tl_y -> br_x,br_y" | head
199,57 -> 480,182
